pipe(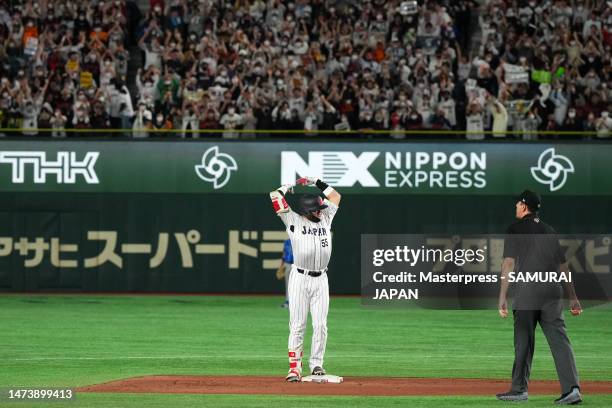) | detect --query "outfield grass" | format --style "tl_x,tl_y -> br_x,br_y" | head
1,295 -> 611,407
